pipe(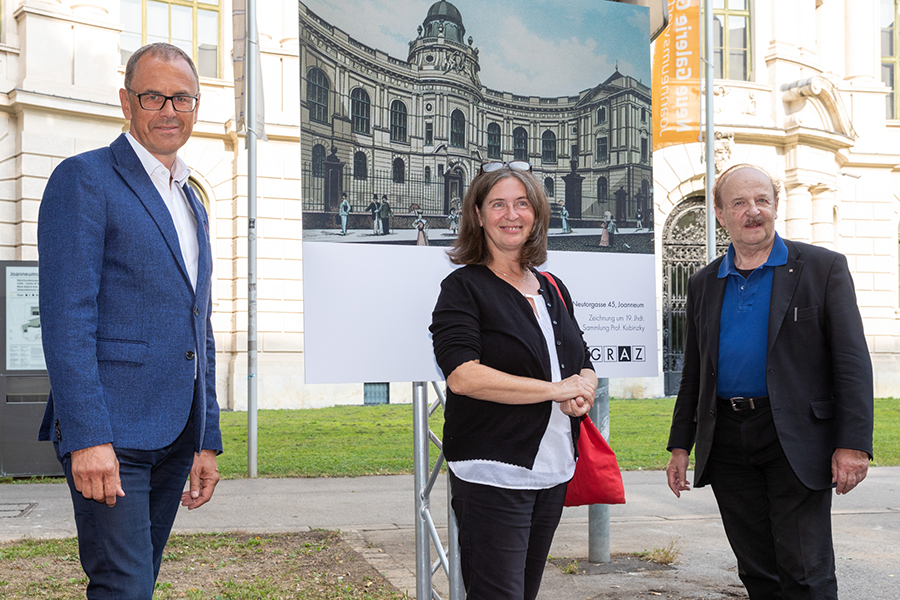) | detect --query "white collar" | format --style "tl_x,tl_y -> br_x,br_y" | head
124,132 -> 190,187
